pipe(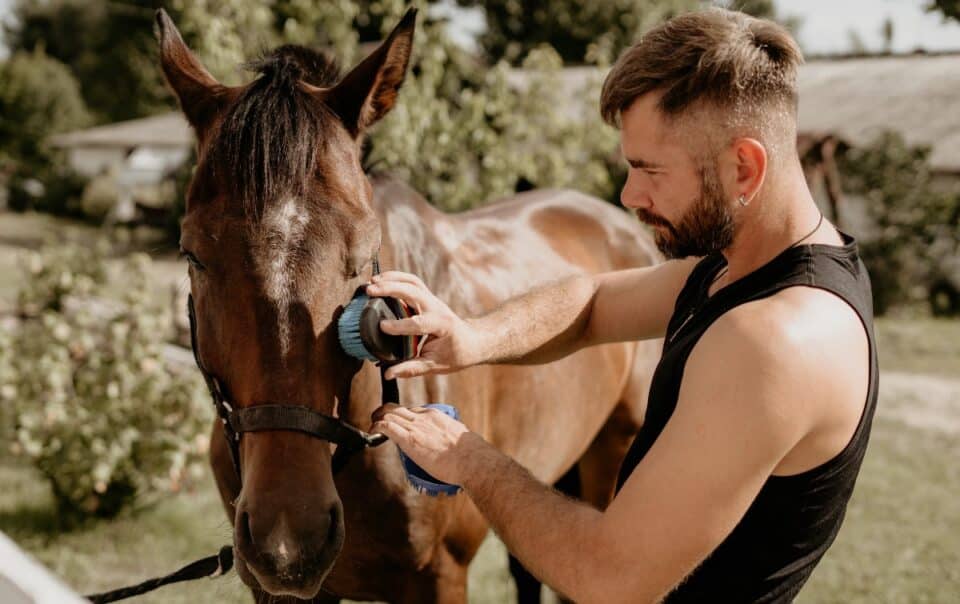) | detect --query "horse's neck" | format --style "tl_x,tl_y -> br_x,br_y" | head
370,177 -> 473,310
